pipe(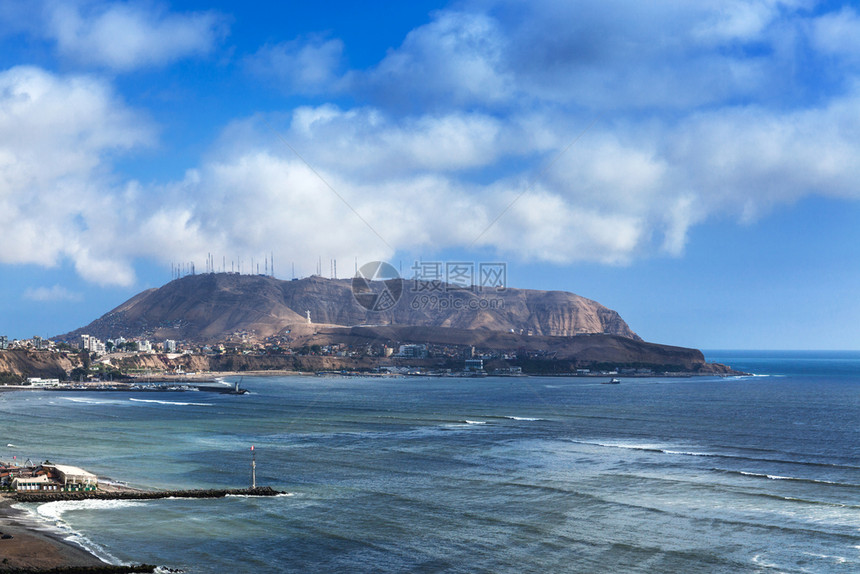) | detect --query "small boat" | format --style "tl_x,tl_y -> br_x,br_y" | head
602,378 -> 621,385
